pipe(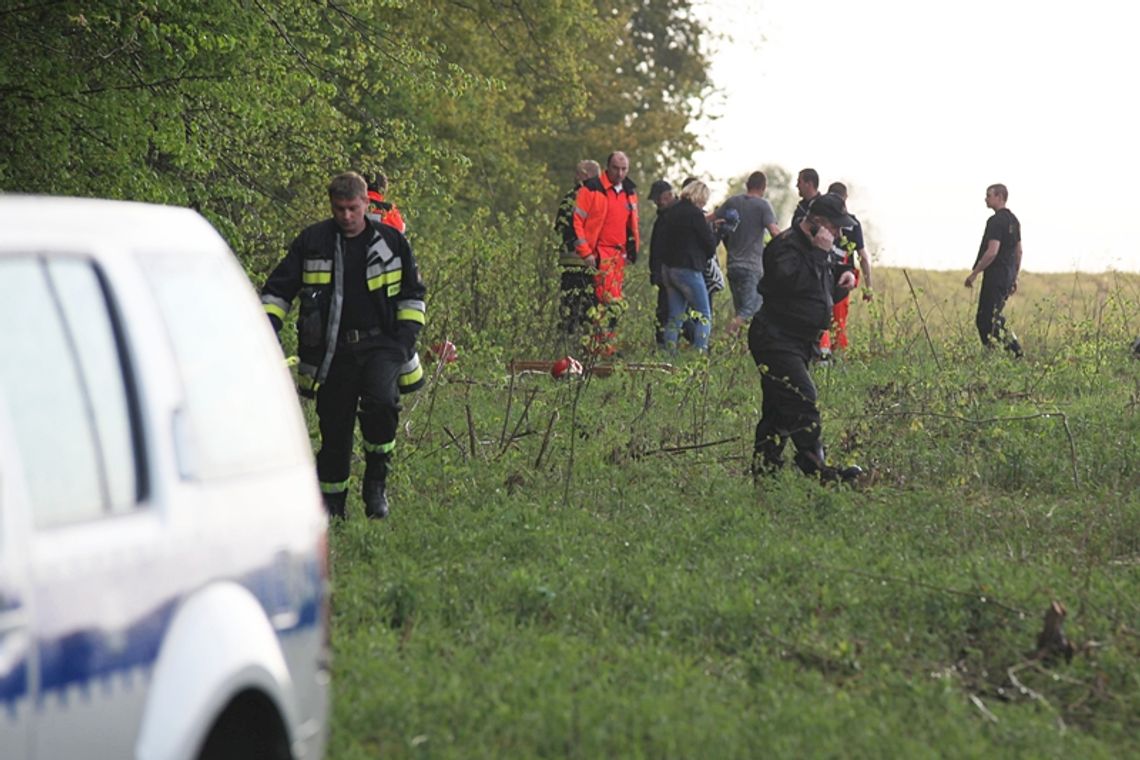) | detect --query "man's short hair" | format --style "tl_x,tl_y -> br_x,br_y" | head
366,171 -> 389,193
798,168 -> 819,187
827,181 -> 847,199
648,179 -> 673,202
987,183 -> 1009,201
329,172 -> 368,200
746,171 -> 767,191
605,151 -> 628,167
679,179 -> 710,208
681,176 -> 698,188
